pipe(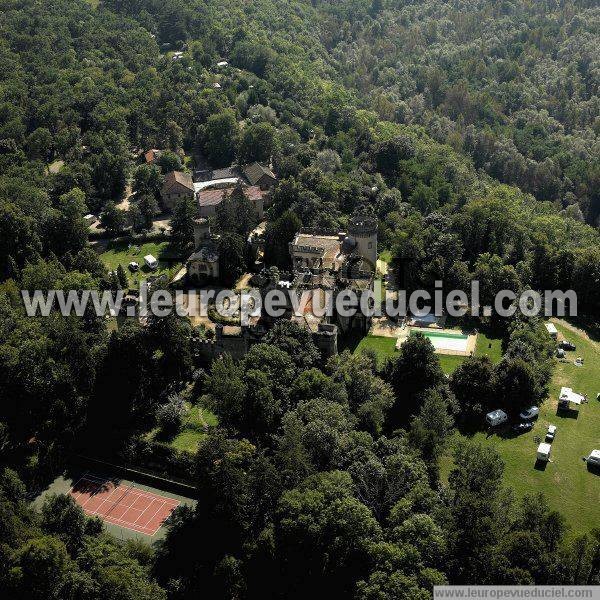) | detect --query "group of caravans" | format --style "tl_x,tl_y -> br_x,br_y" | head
485,385 -> 599,468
